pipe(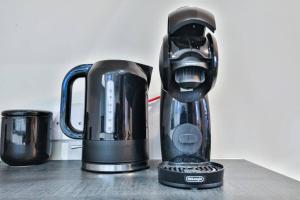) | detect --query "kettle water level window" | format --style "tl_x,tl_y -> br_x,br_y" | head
105,74 -> 115,134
